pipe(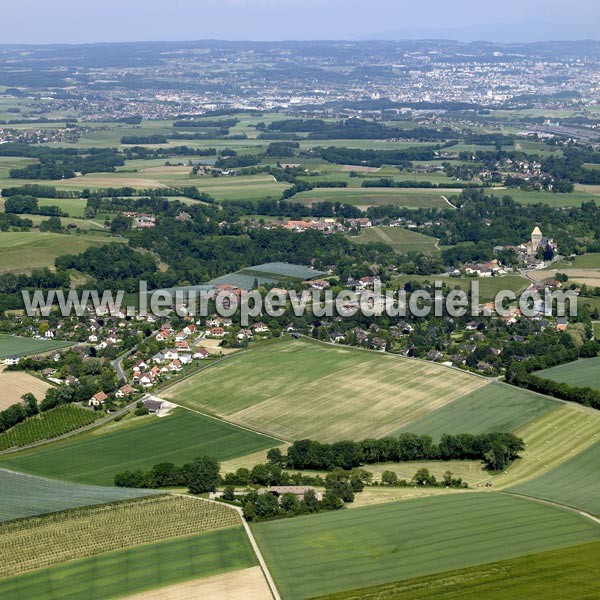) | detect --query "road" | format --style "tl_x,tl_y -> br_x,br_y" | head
111,347 -> 135,382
